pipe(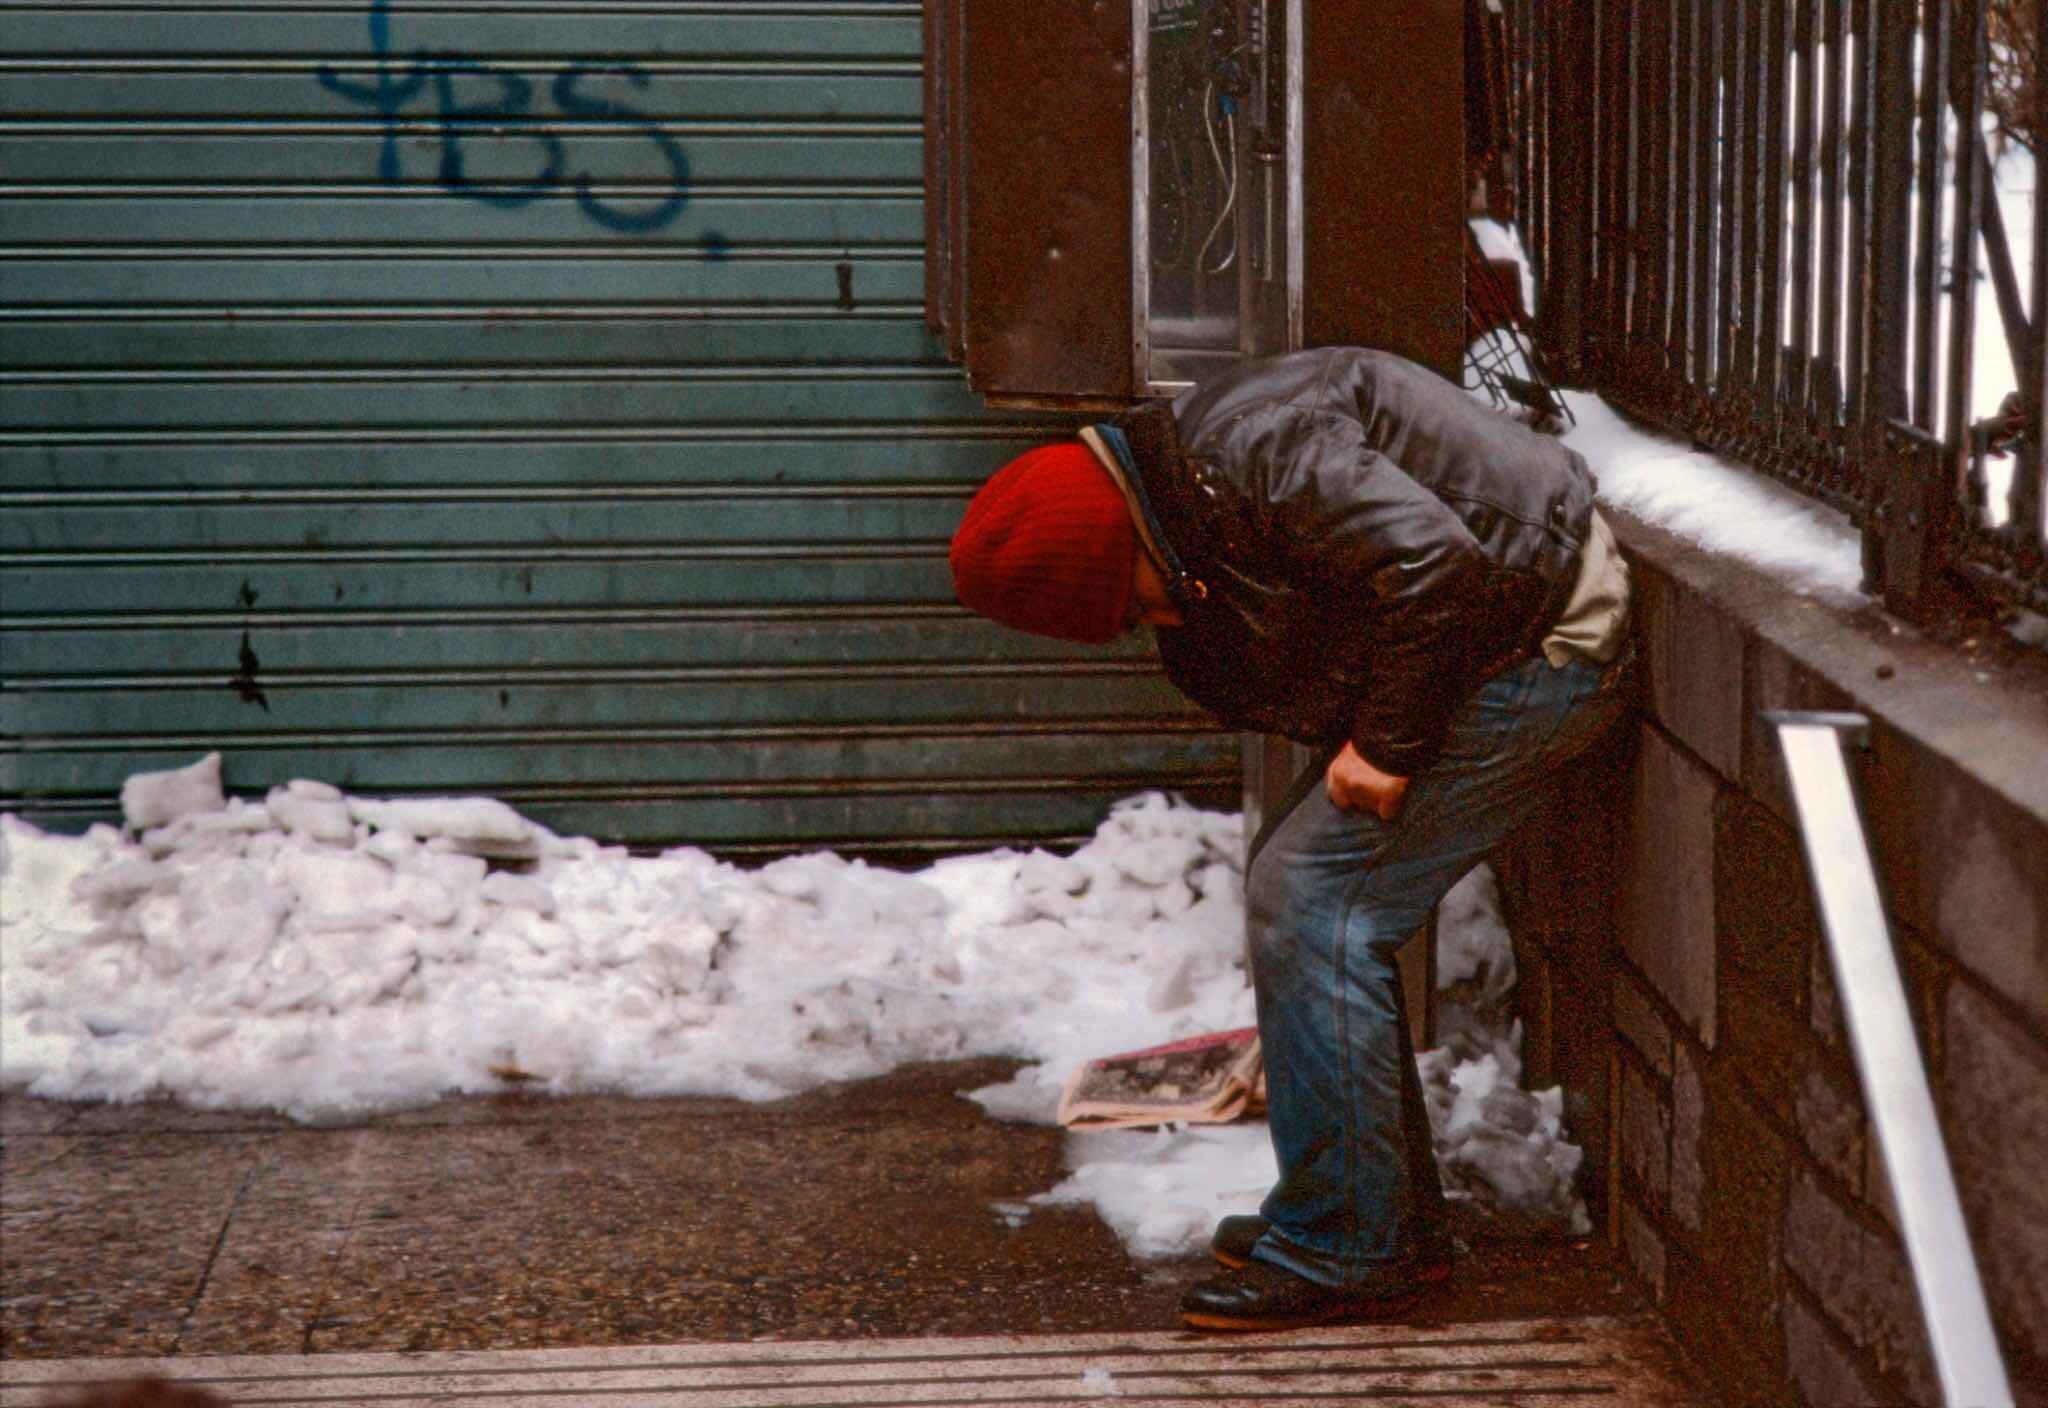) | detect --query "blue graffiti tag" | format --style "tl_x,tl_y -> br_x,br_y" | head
314,0 -> 424,184
553,64 -> 689,233
317,1 -> 692,233
429,56 -> 564,206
